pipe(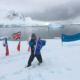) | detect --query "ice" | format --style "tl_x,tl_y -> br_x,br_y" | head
48,23 -> 64,29
0,39 -> 80,80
